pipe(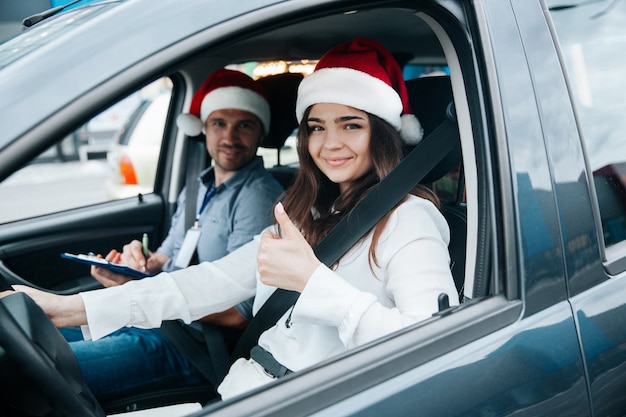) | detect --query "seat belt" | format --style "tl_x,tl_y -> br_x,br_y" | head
230,115 -> 459,363
160,138 -> 231,386
183,139 -> 205,232
159,320 -> 221,384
